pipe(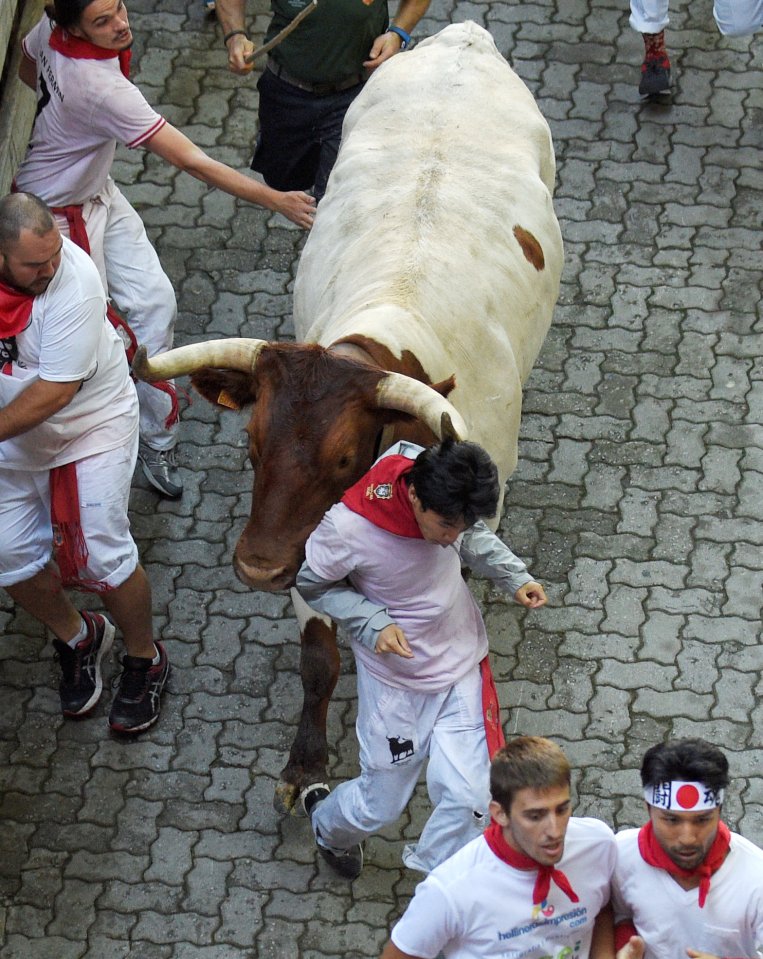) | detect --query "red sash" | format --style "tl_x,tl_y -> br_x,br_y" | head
49,25 -> 131,78
50,462 -> 110,592
637,819 -> 730,907
484,820 -> 579,905
341,454 -> 422,538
